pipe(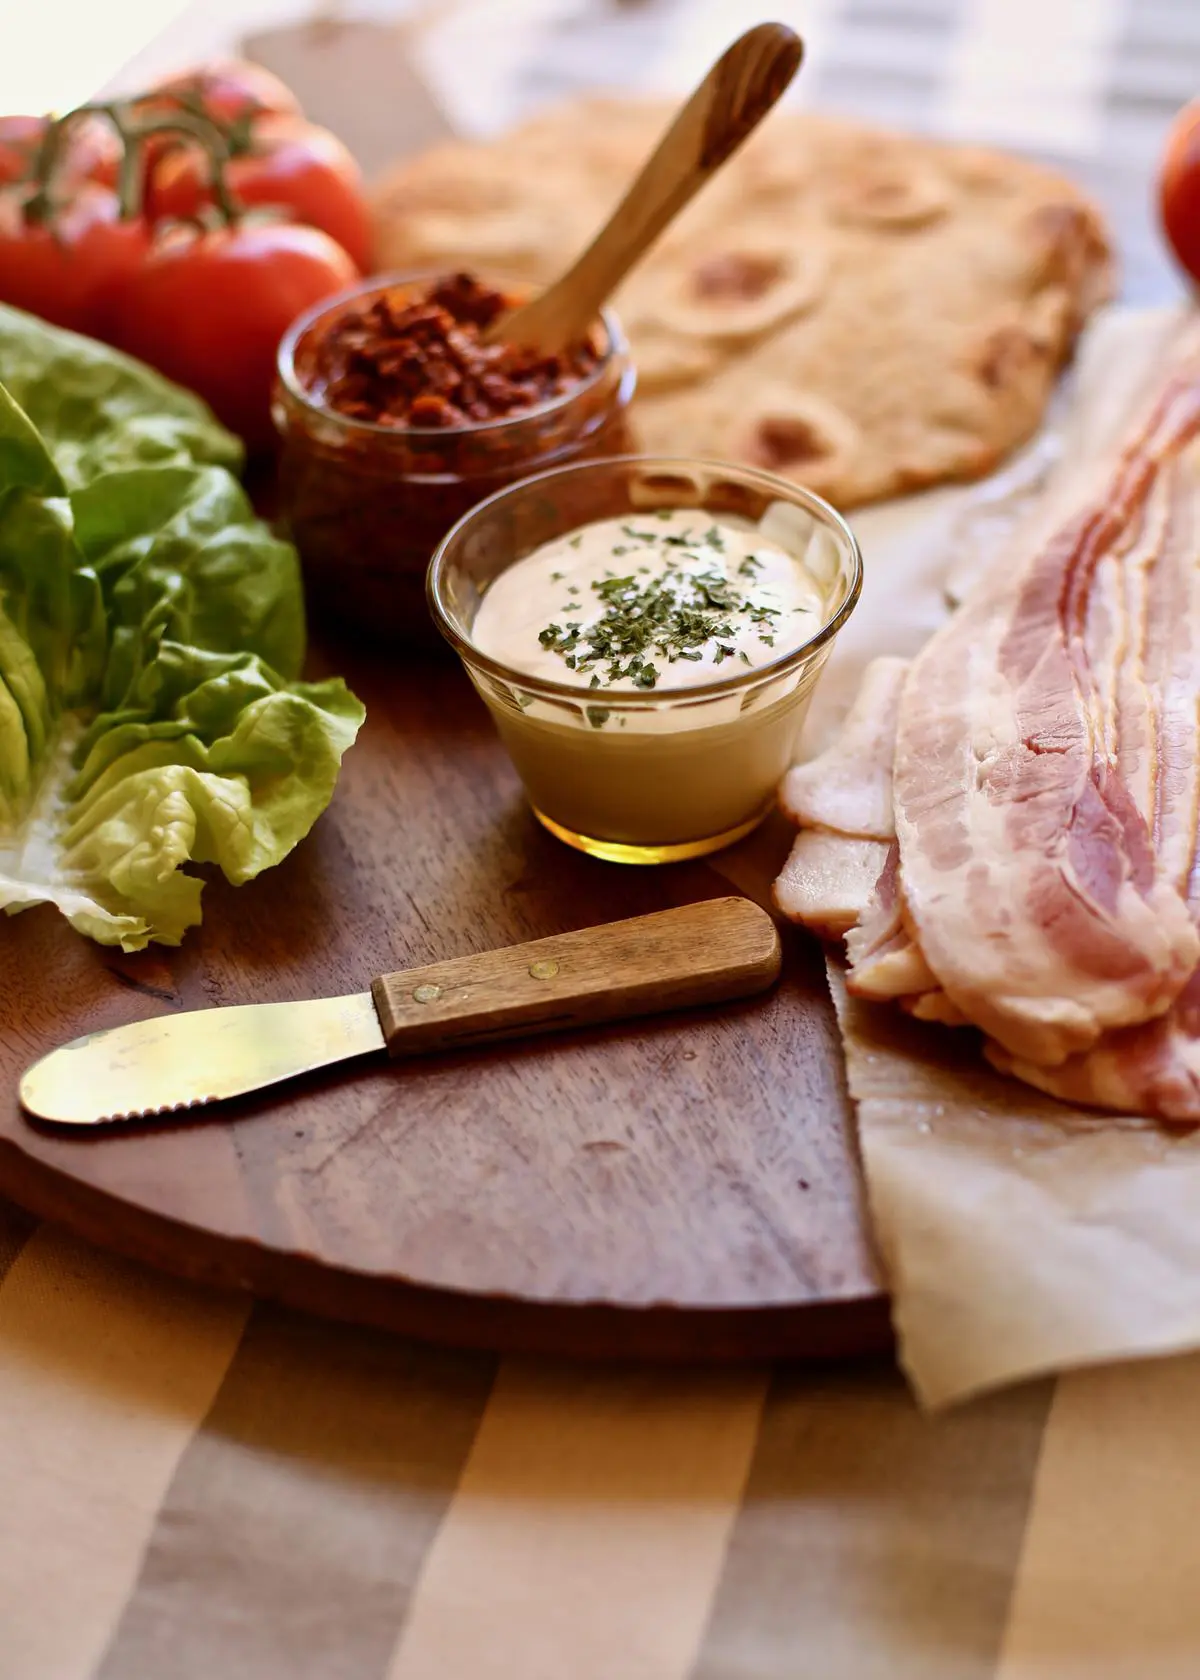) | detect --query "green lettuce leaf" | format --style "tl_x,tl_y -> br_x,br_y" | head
72,464 -> 306,713
0,303 -> 242,489
0,306 -> 364,950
